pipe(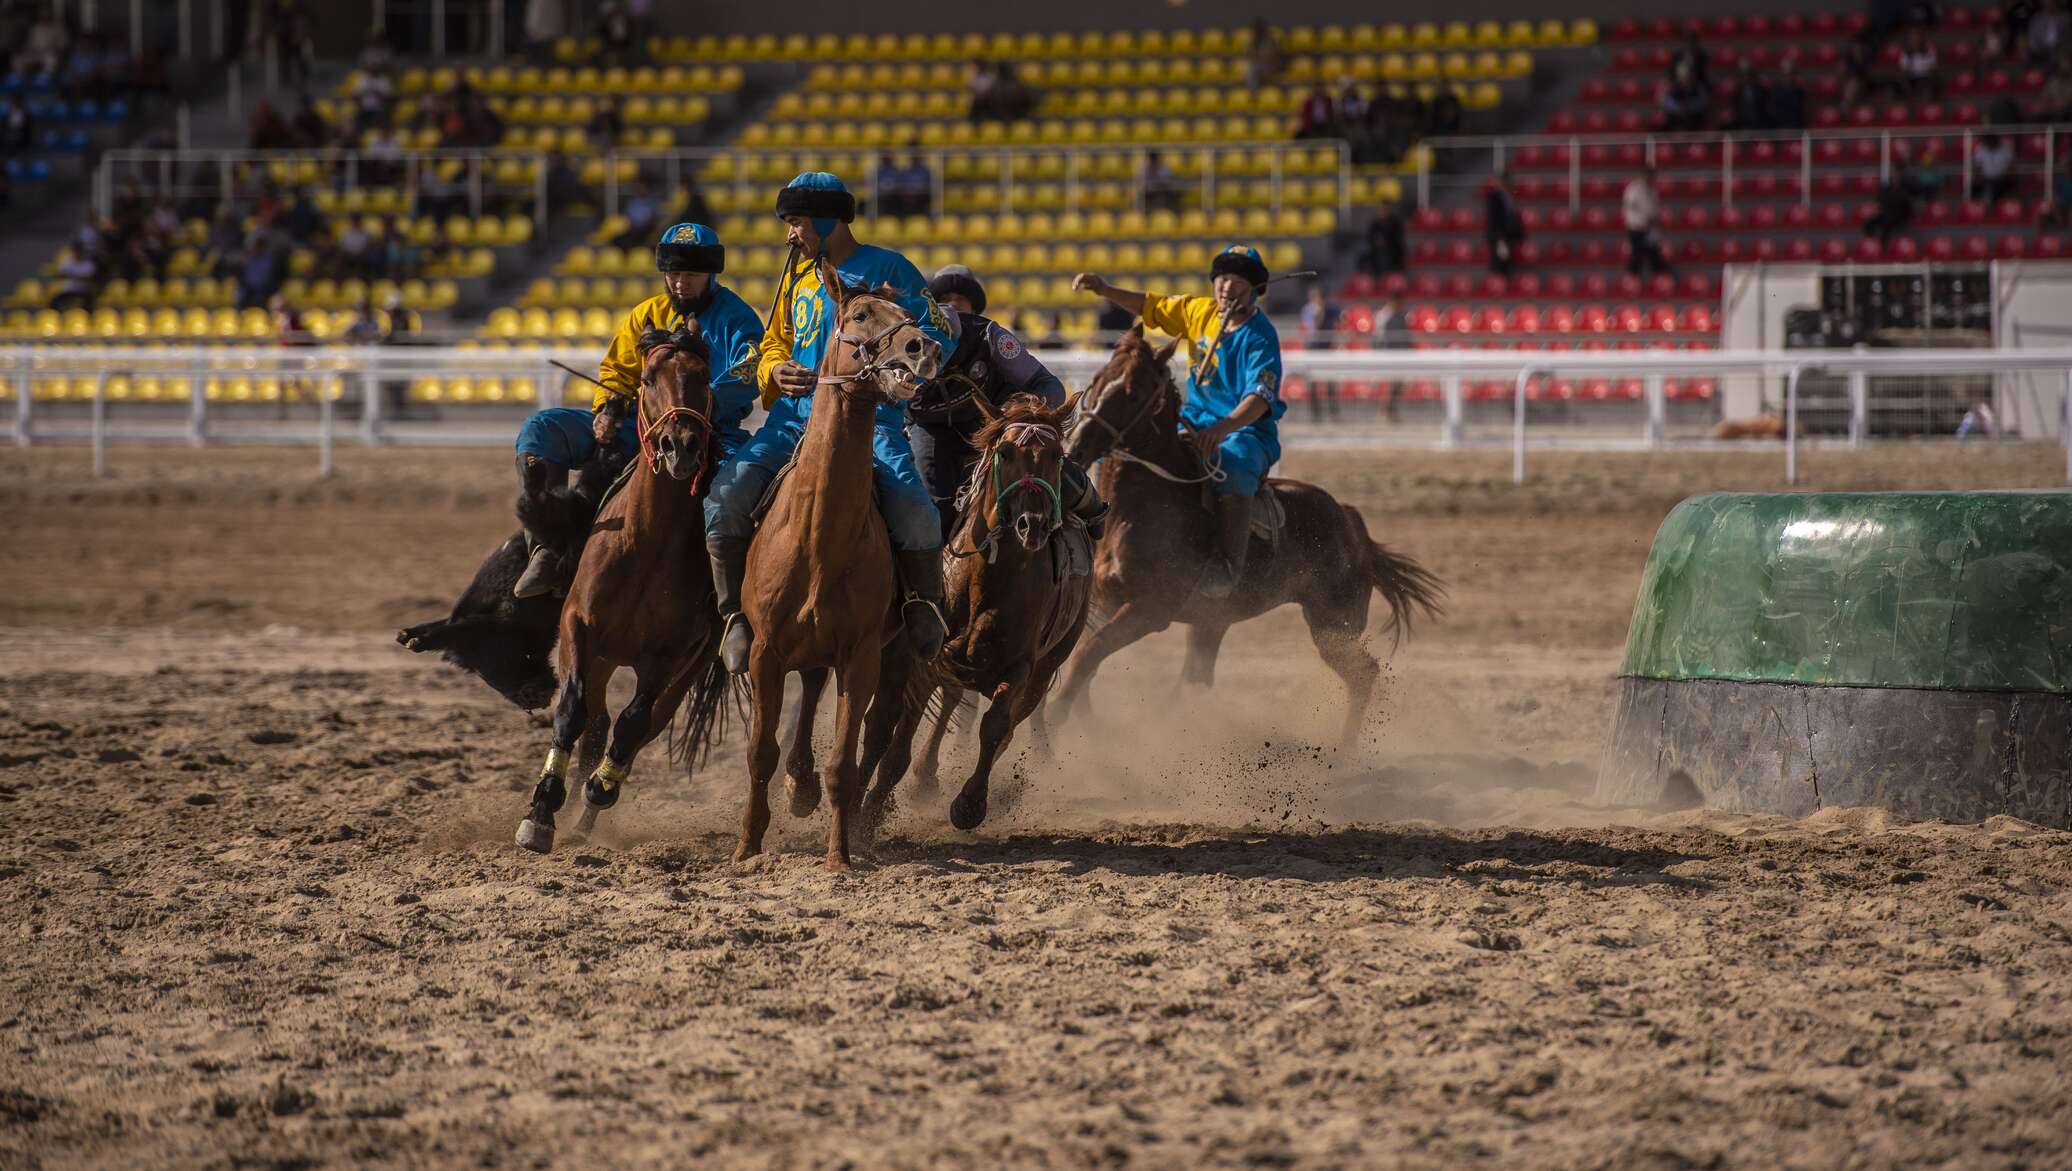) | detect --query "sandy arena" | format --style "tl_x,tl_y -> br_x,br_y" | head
4,442 -> 2071,1170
